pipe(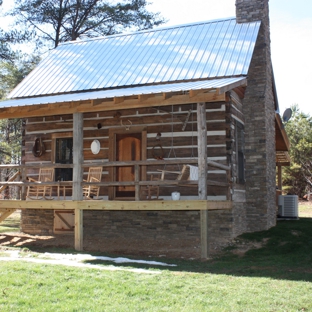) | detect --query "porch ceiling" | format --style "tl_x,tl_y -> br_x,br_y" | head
0,77 -> 246,119
275,113 -> 290,151
275,113 -> 291,166
276,151 -> 291,166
